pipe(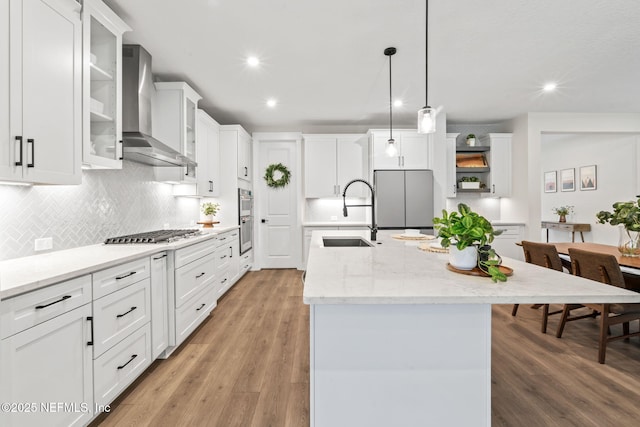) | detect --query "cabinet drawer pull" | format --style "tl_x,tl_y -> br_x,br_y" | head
15,136 -> 23,166
209,180 -> 213,192
115,271 -> 136,280
27,138 -> 34,168
117,354 -> 138,370
118,140 -> 123,160
87,316 -> 94,346
116,306 -> 137,318
221,278 -> 227,284
229,246 -> 233,257
153,254 -> 167,260
196,303 -> 206,311
196,272 -> 206,278
35,295 -> 71,309
220,255 -> 227,260
219,237 -> 227,241
244,166 -> 248,177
